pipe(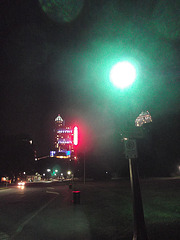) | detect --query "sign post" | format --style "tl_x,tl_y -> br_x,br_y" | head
124,139 -> 148,240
